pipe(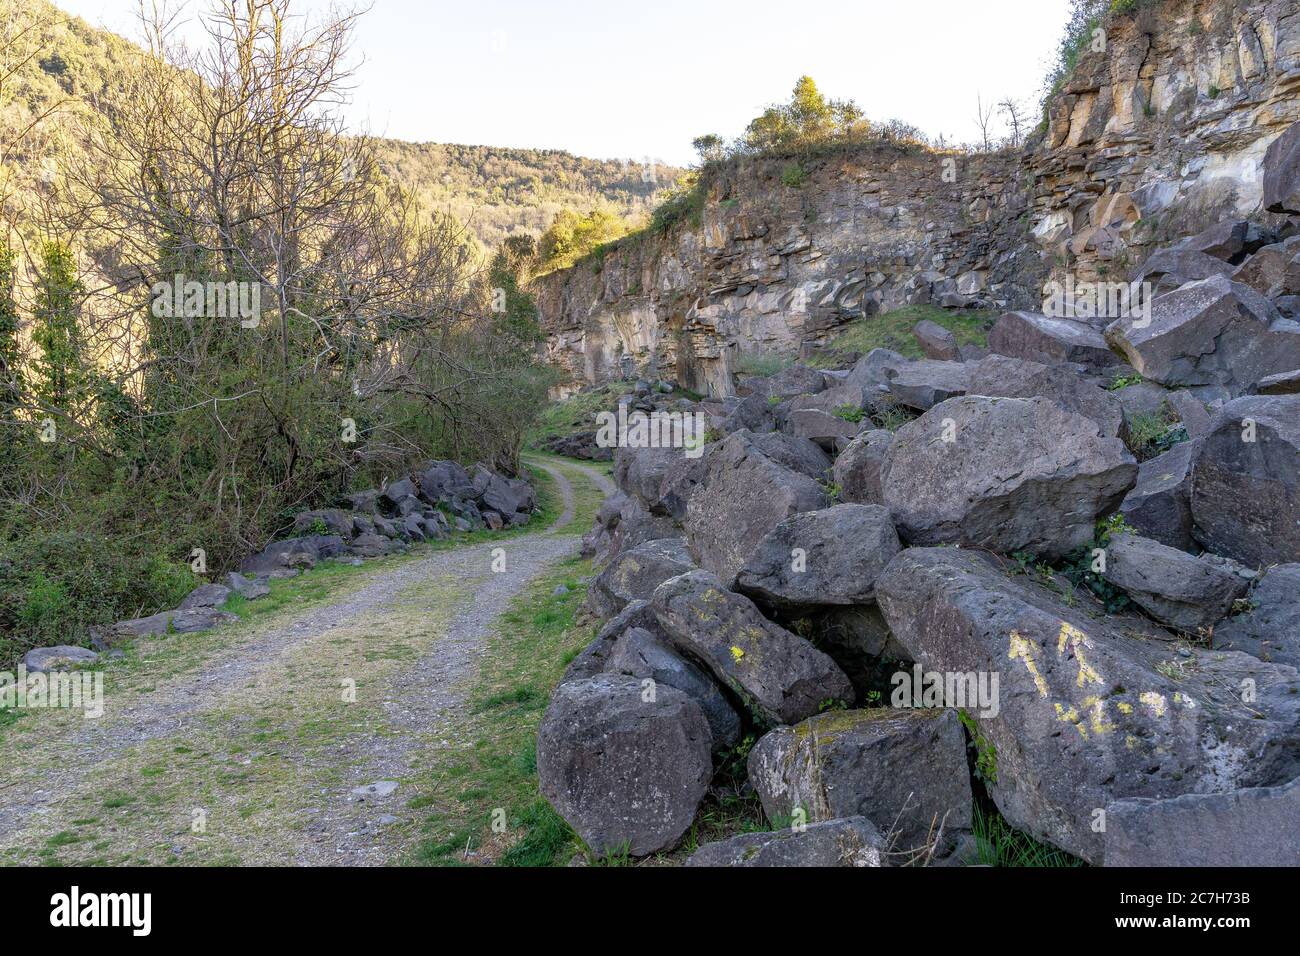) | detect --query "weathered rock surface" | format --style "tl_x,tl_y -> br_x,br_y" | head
178,583 -> 232,612
537,674 -> 712,857
875,547 -> 1300,864
1102,533 -> 1250,633
1105,777 -> 1300,867
832,429 -> 893,505
1254,368 -> 1300,394
22,645 -> 99,673
988,312 -> 1116,371
586,538 -> 695,620
1263,120 -> 1300,215
685,816 -> 886,867
1104,276 -> 1300,395
1131,247 -> 1235,294
1216,564 -> 1300,668
684,431 -> 830,586
560,600 -> 664,685
748,708 -> 973,856
966,354 -> 1123,437
1119,440 -> 1199,551
734,504 -> 901,609
881,396 -> 1137,560
650,570 -> 853,726
886,359 -> 969,411
607,627 -> 741,754
1190,394 -> 1300,567
913,319 -> 960,361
